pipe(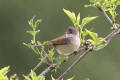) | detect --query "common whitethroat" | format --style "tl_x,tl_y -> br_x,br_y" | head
40,27 -> 80,56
